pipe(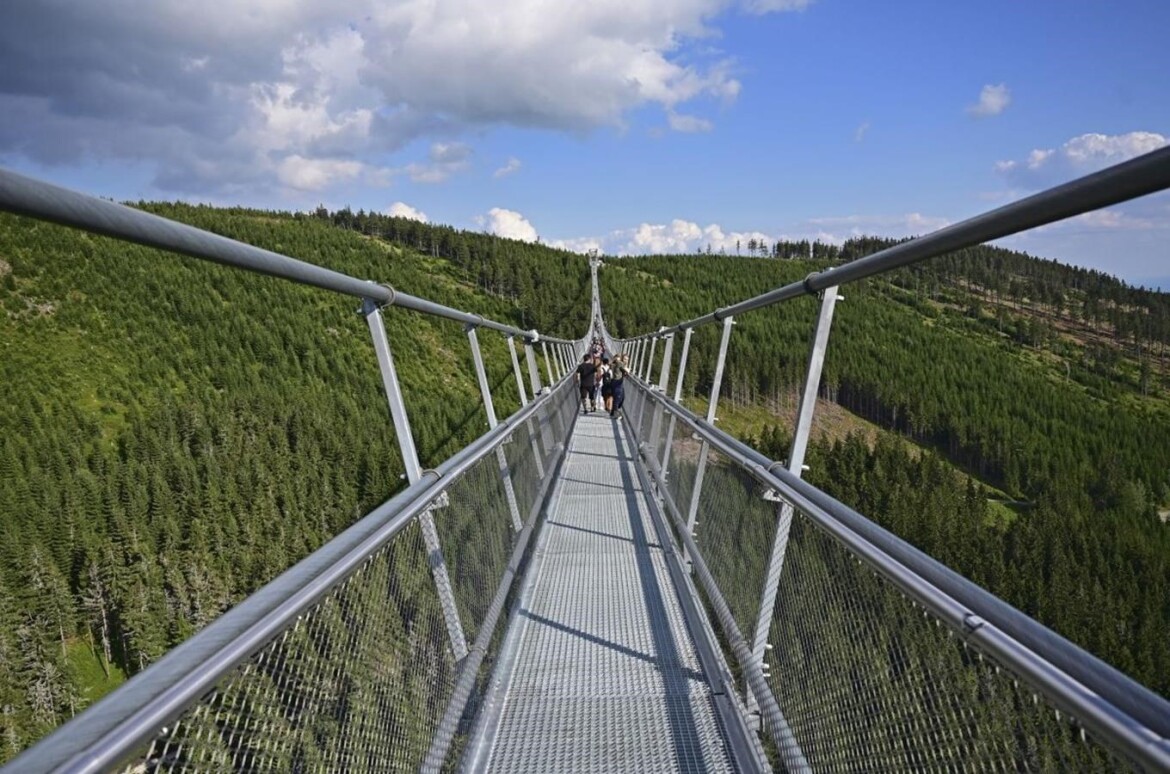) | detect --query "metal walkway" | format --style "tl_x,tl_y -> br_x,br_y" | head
468,412 -> 739,772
